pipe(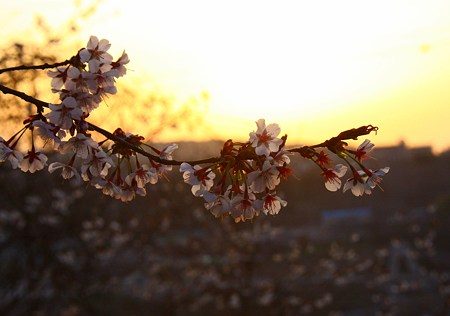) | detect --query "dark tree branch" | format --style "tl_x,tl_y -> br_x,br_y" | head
87,122 -> 222,166
0,83 -> 221,165
0,84 -> 48,113
1,83 -> 377,167
0,58 -> 74,75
